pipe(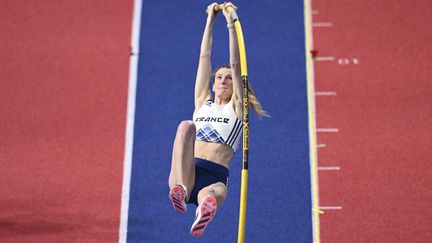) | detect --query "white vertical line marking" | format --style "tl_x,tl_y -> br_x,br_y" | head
304,0 -> 321,241
119,1 -> 142,243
